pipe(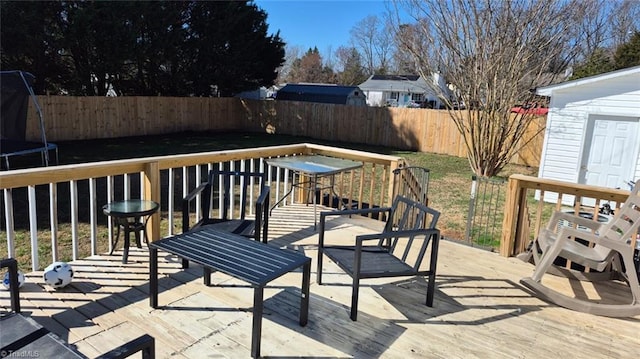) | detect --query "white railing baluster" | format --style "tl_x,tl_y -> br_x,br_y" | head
195,165 -> 202,220
168,168 -> 174,236
106,175 -> 114,253
140,171 -> 144,199
124,173 -> 130,200
274,164 -> 281,207
217,162 -> 223,219
207,163 -> 213,220
285,169 -> 291,206
89,178 -> 97,256
182,166 -> 190,226
70,180 -> 79,260
49,183 -> 58,262
250,159 -> 255,216
240,160 -> 247,217
4,189 -> 15,259
28,186 -> 38,271
230,161 -> 236,218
